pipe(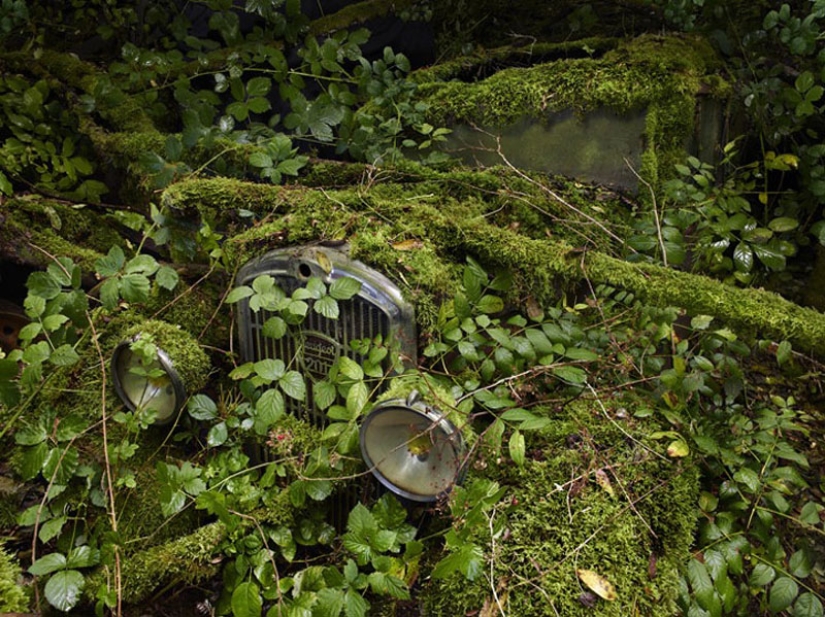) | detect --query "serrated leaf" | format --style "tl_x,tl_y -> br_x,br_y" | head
279,371 -> 306,401
255,388 -> 285,434
345,588 -> 369,617
749,563 -> 775,587
313,380 -> 337,410
232,581 -> 262,617
226,286 -> 254,304
44,569 -> 84,612
95,246 -> 125,278
28,271 -> 62,300
207,422 -> 228,447
552,365 -> 587,385
770,577 -> 799,613
120,273 -> 150,303
794,593 -> 824,617
509,430 -> 525,466
330,277 -> 362,300
29,552 -> 67,575
276,156 -> 306,176
156,265 -> 179,291
262,316 -> 287,339
38,515 -> 67,543
315,294 -> 339,319
255,358 -> 286,381
66,545 -> 99,569
50,344 -> 79,367
188,394 -> 218,420
477,295 -> 504,314
338,356 -> 364,381
99,277 -> 120,310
